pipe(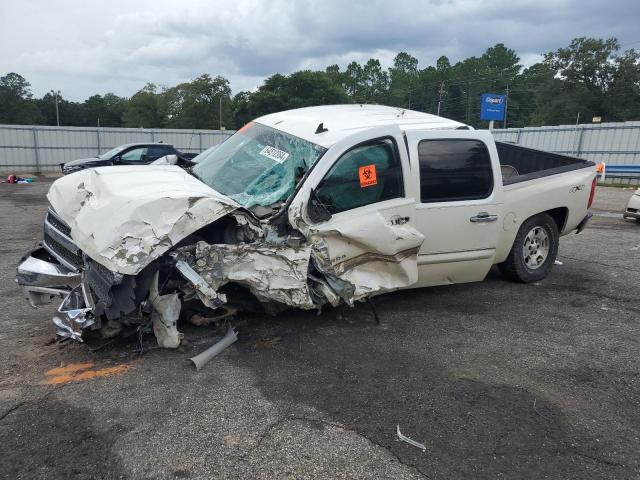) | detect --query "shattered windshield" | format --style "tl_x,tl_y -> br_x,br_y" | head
192,123 -> 326,209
